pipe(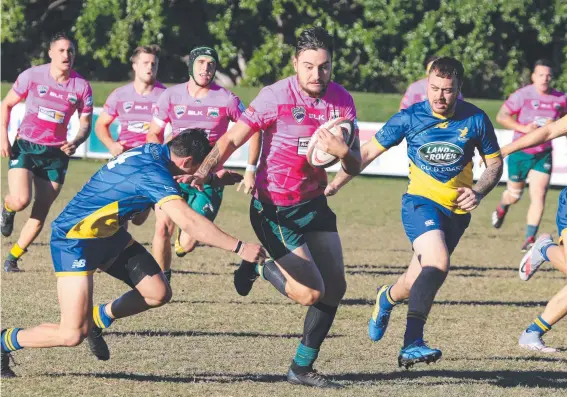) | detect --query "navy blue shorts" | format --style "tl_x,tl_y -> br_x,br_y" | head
557,187 -> 567,245
401,194 -> 471,254
50,227 -> 132,276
